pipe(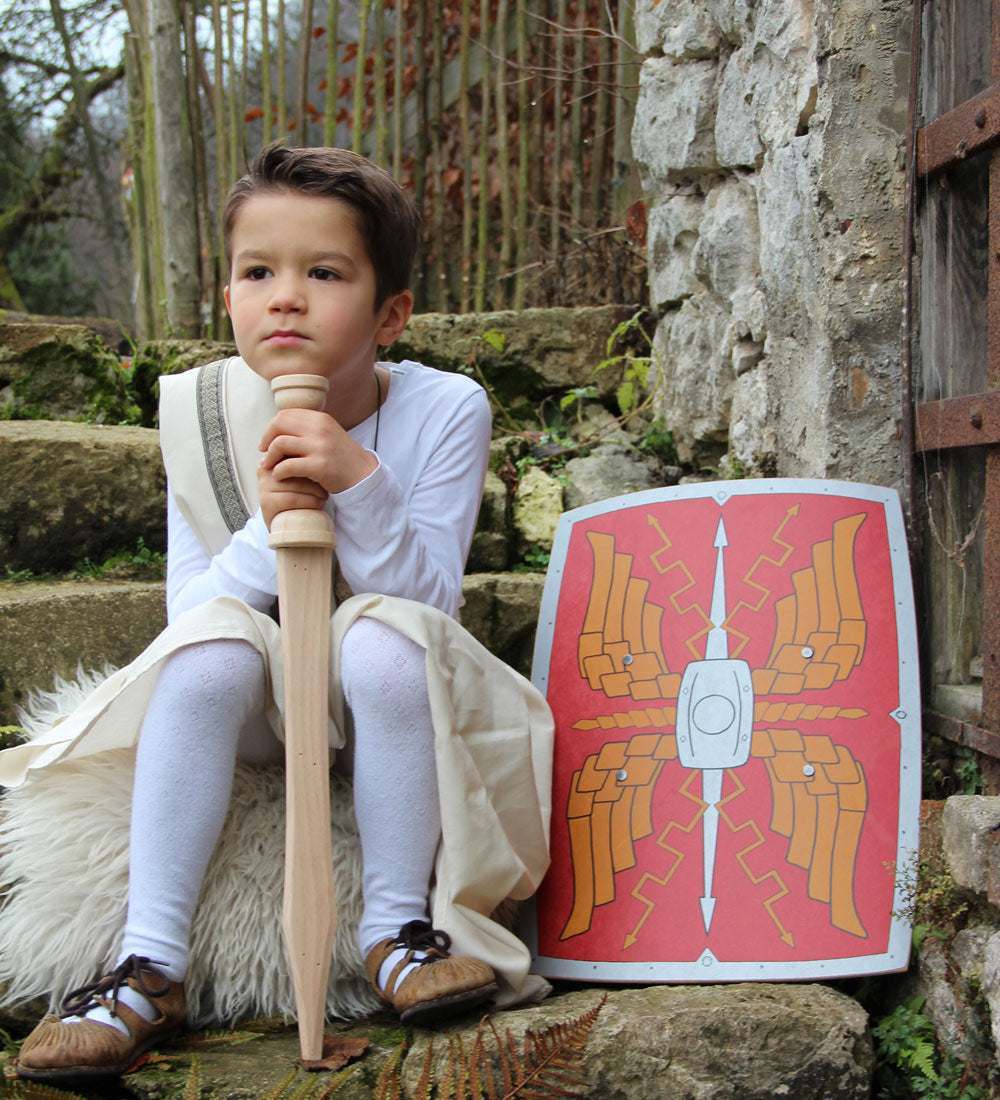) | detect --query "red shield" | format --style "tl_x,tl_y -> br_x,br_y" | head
527,480 -> 919,981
